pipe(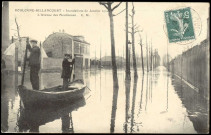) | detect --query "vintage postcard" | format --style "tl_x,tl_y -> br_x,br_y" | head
1,1 -> 210,133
